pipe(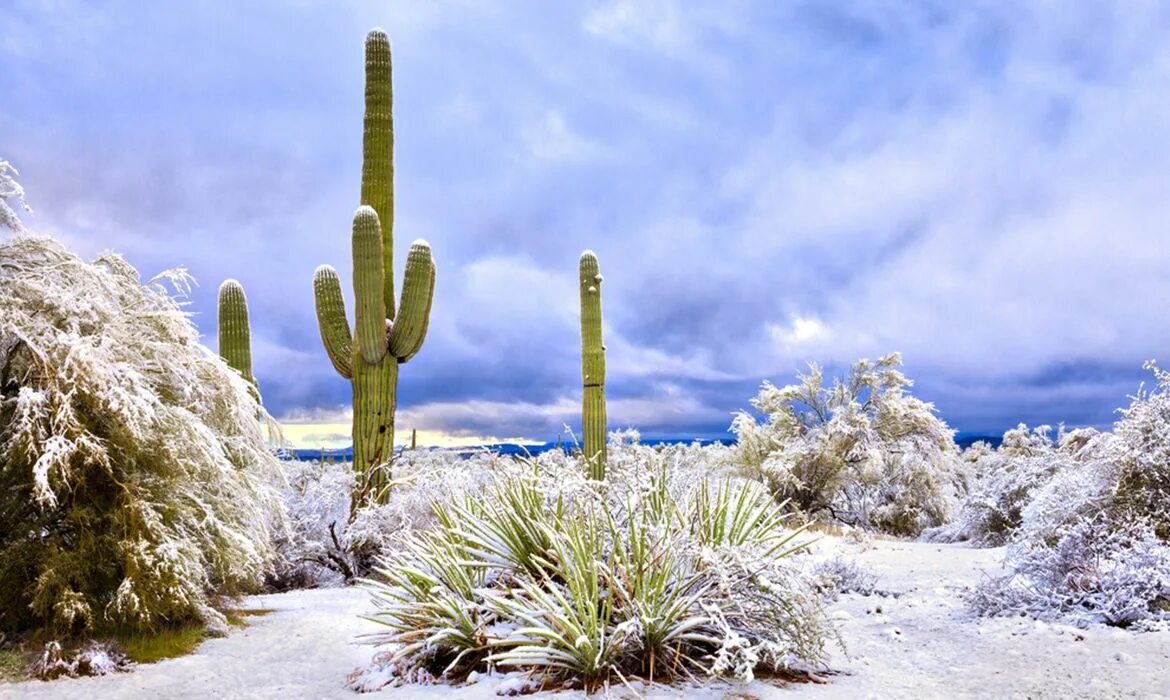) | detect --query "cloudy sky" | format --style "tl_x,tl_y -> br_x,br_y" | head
3,0 -> 1170,446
